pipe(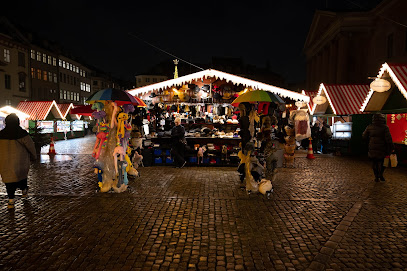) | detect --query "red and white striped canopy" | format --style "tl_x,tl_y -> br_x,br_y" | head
57,103 -> 74,118
361,63 -> 407,112
314,84 -> 370,115
301,90 -> 318,112
16,101 -> 64,120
